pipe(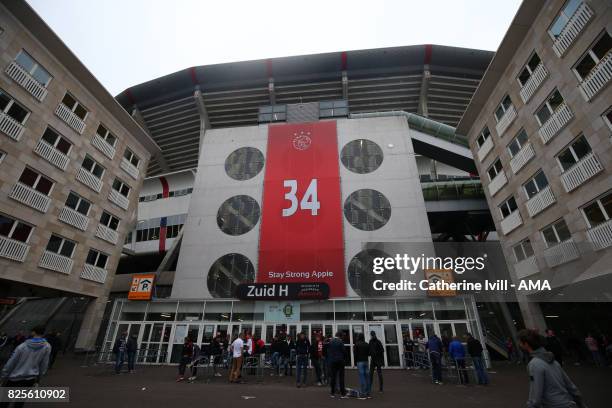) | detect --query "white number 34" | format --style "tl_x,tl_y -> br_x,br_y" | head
282,179 -> 320,216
